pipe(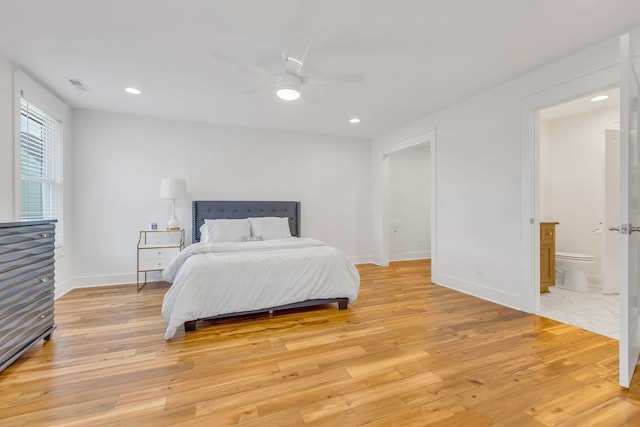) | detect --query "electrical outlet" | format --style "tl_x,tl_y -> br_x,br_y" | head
474,262 -> 483,275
